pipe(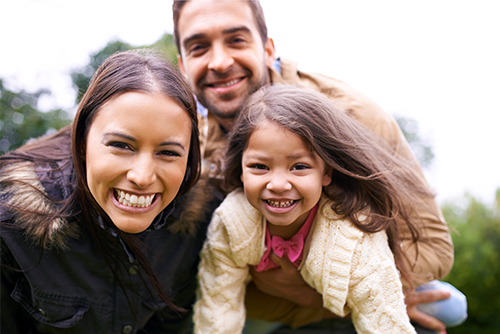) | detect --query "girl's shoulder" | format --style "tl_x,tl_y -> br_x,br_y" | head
215,188 -> 259,220
316,196 -> 365,237
209,188 -> 263,243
